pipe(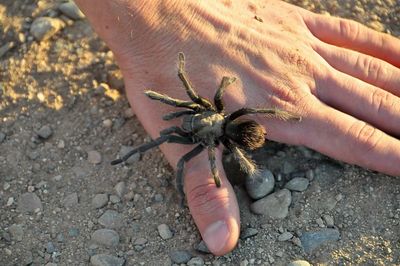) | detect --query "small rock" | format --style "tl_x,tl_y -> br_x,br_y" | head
107,69 -> 124,90
117,146 -> 140,164
187,256 -> 205,266
195,240 -> 211,253
109,195 -> 120,204
18,192 -> 43,213
316,217 -> 325,227
114,181 -> 126,198
240,227 -> 259,240
56,233 -> 65,242
98,210 -> 123,229
90,254 -> 125,266
68,228 -> 80,237
6,197 -> 14,206
63,192 -> 78,207
30,17 -> 64,41
300,228 -> 340,253
245,168 -> 275,200
278,232 -> 293,241
0,131 -> 5,143
3,182 -> 10,190
123,108 -> 134,118
285,177 -> 309,192
134,237 -> 147,245
323,215 -> 334,227
8,224 -> 23,241
92,194 -> 108,209
154,193 -> 164,202
87,150 -> 102,164
37,125 -> 53,139
282,161 -> 295,174
157,224 -> 173,240
91,229 -> 120,247
58,1 -> 85,20
102,119 -> 113,128
288,260 -> 311,266
0,42 -> 15,59
250,189 -> 292,219
46,242 -> 56,254
169,250 -> 192,264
